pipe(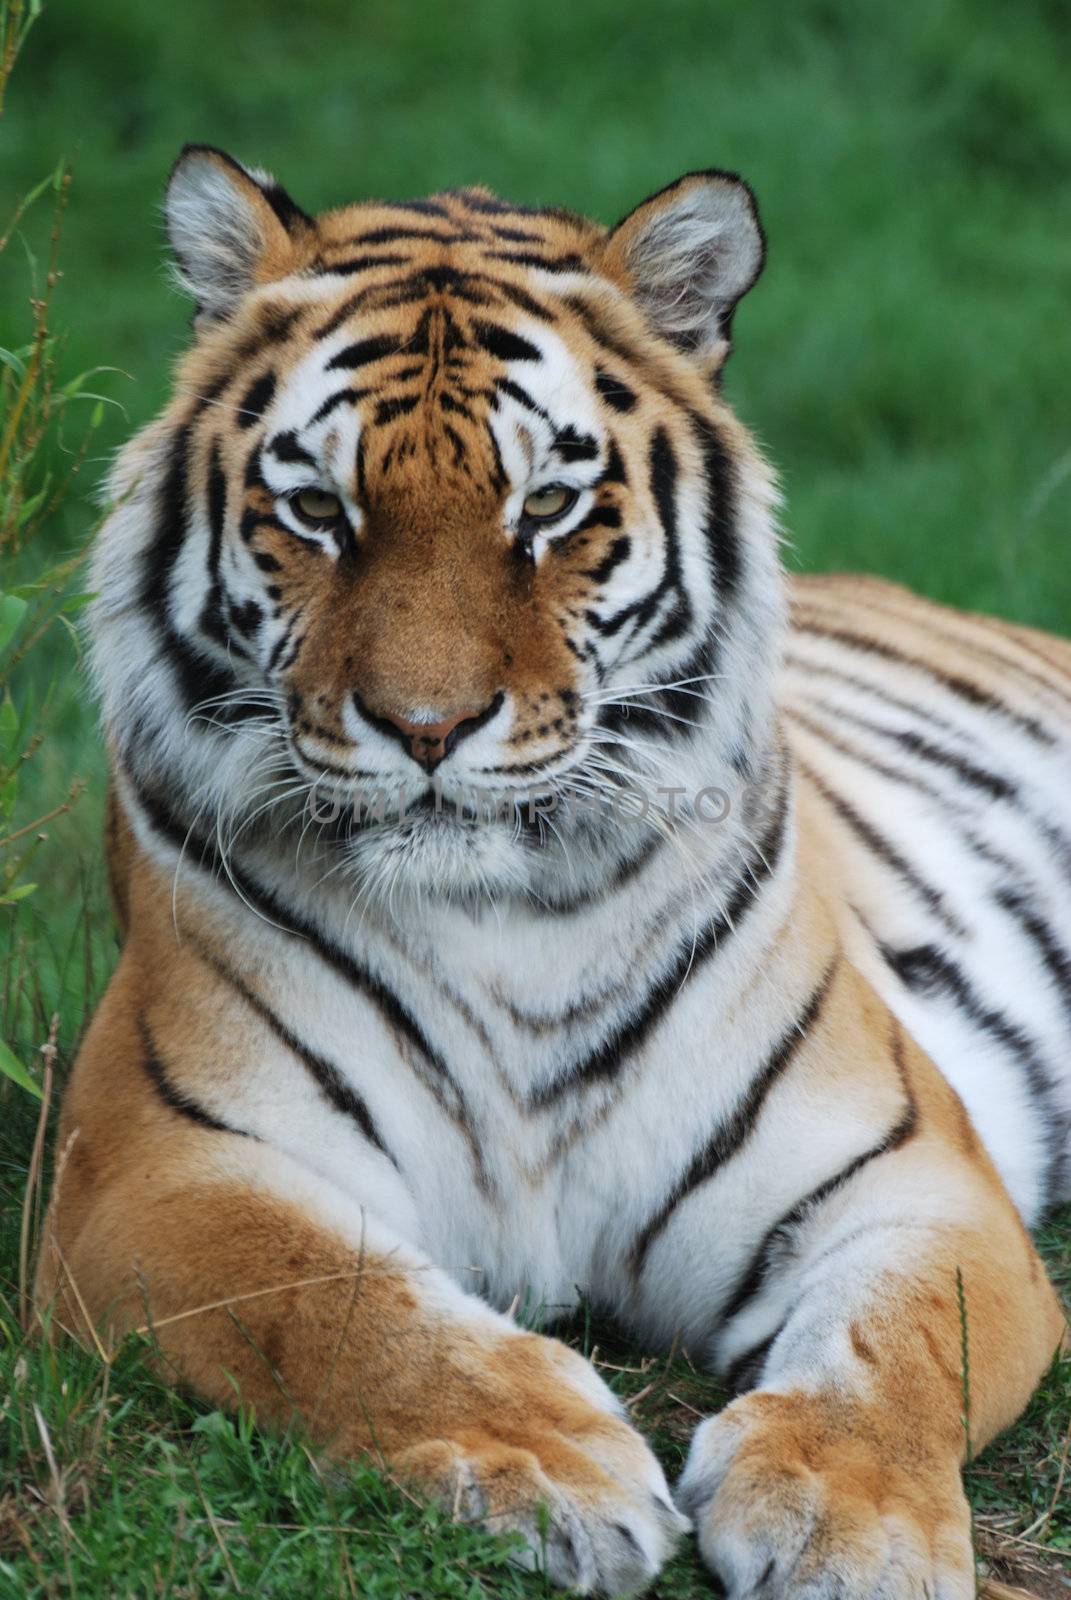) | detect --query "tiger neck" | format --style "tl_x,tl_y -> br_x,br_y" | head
174,734 -> 799,995
120,722 -> 847,1121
